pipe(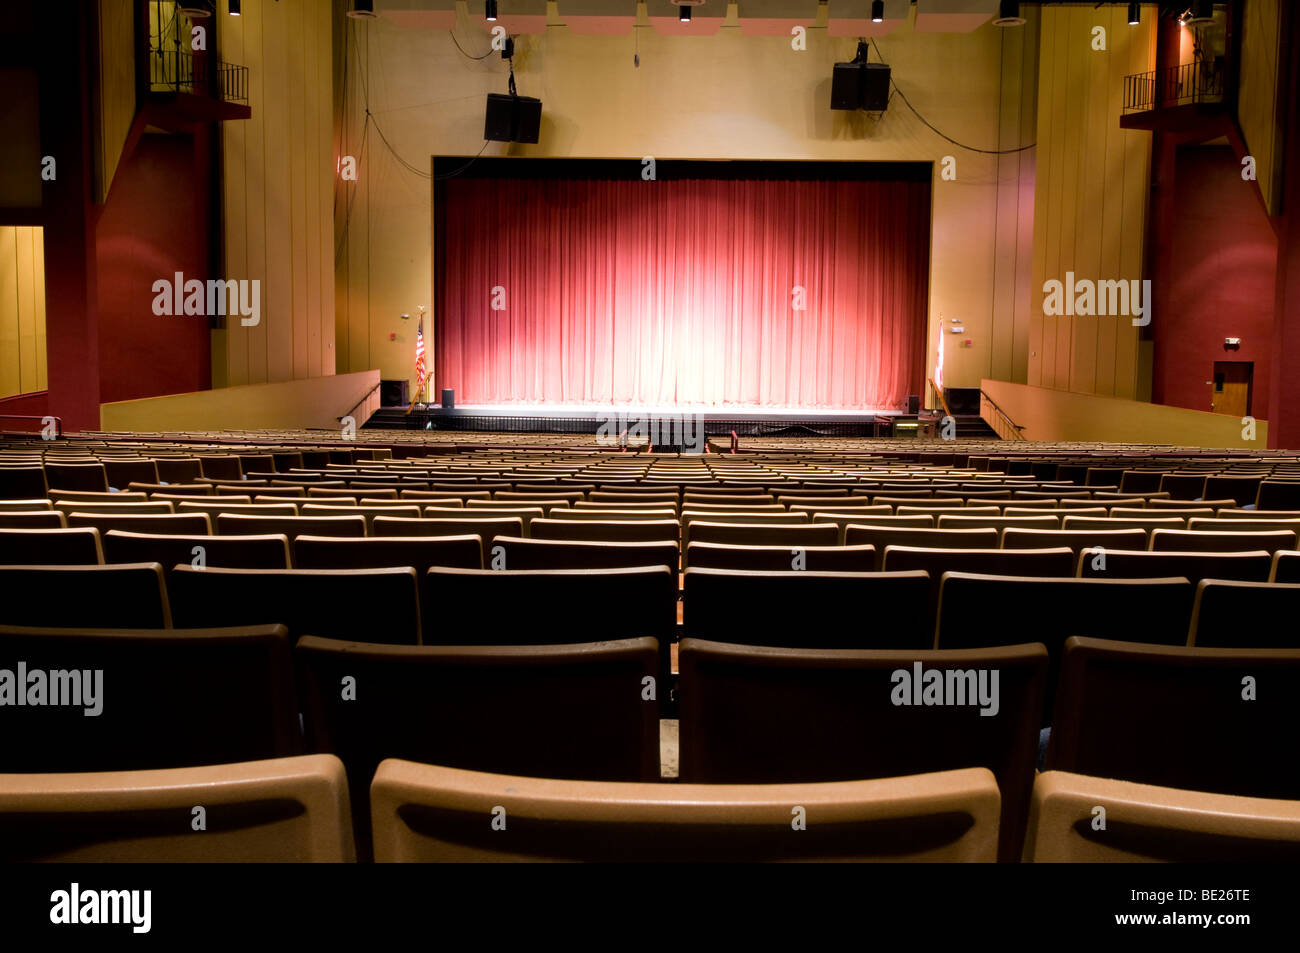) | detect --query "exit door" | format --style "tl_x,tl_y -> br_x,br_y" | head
1211,361 -> 1253,417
